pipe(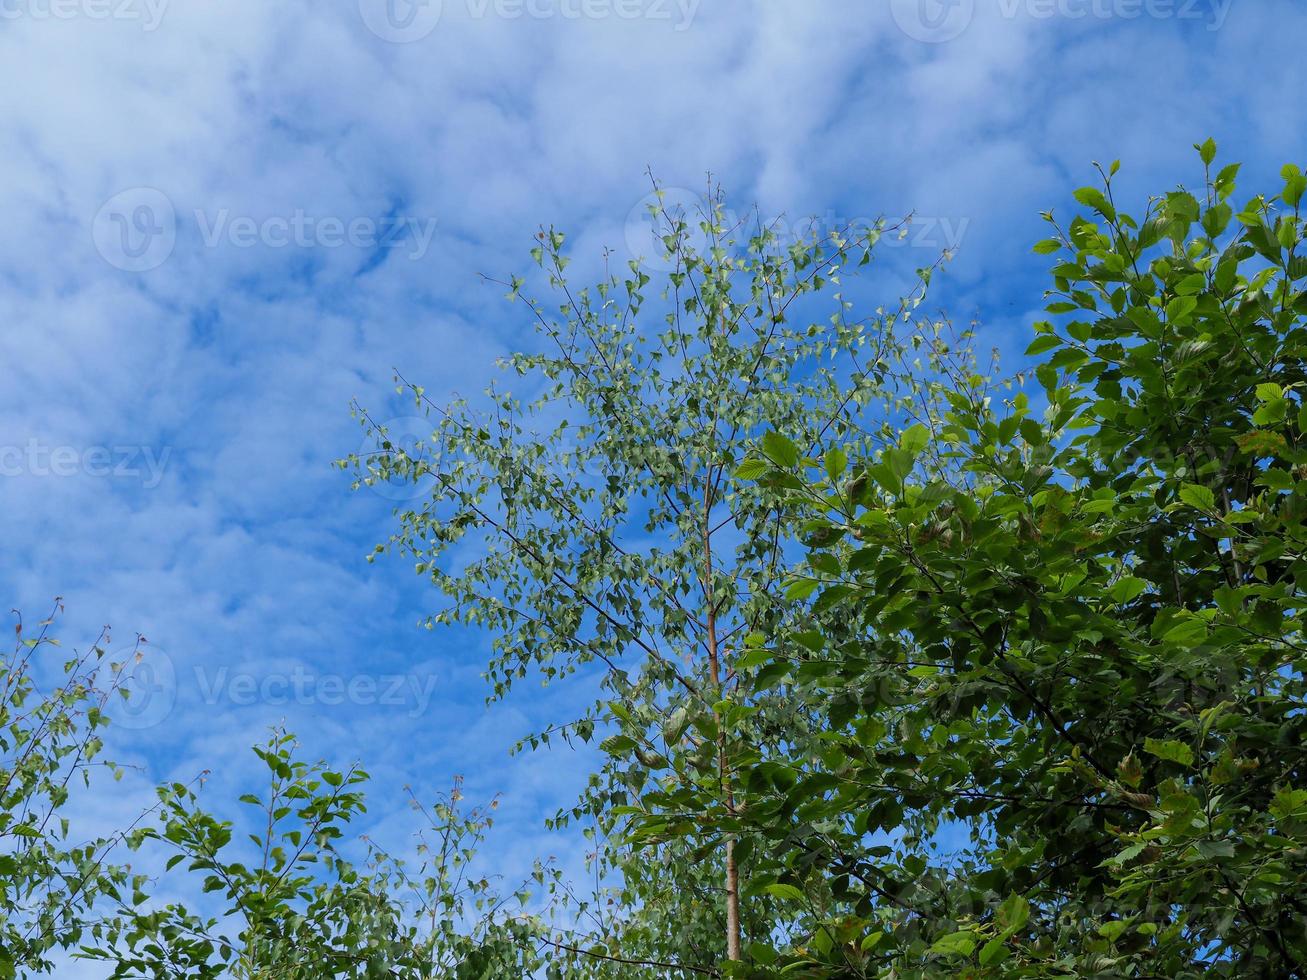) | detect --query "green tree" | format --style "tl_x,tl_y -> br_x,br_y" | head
90,730 -> 547,978
733,143 -> 1307,976
345,184 -> 950,973
0,602 -> 146,978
